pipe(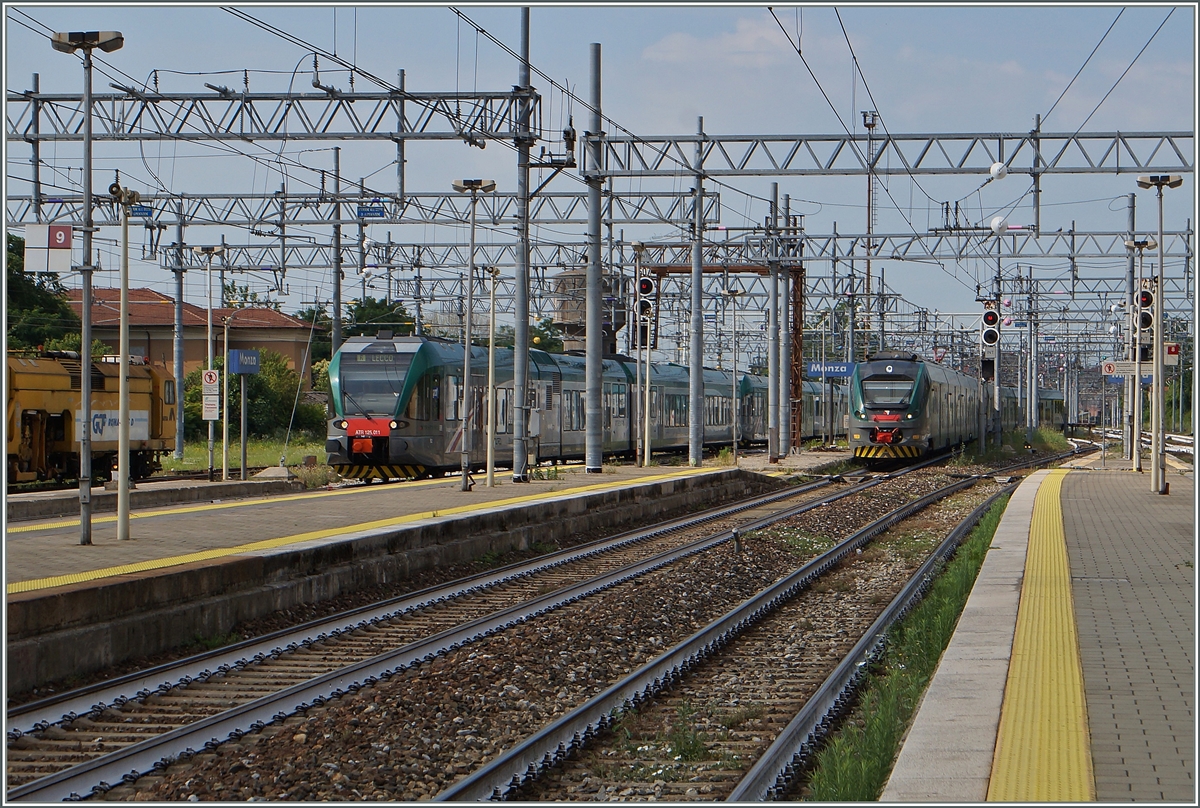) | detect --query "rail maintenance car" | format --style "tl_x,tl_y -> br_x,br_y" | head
7,351 -> 177,483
